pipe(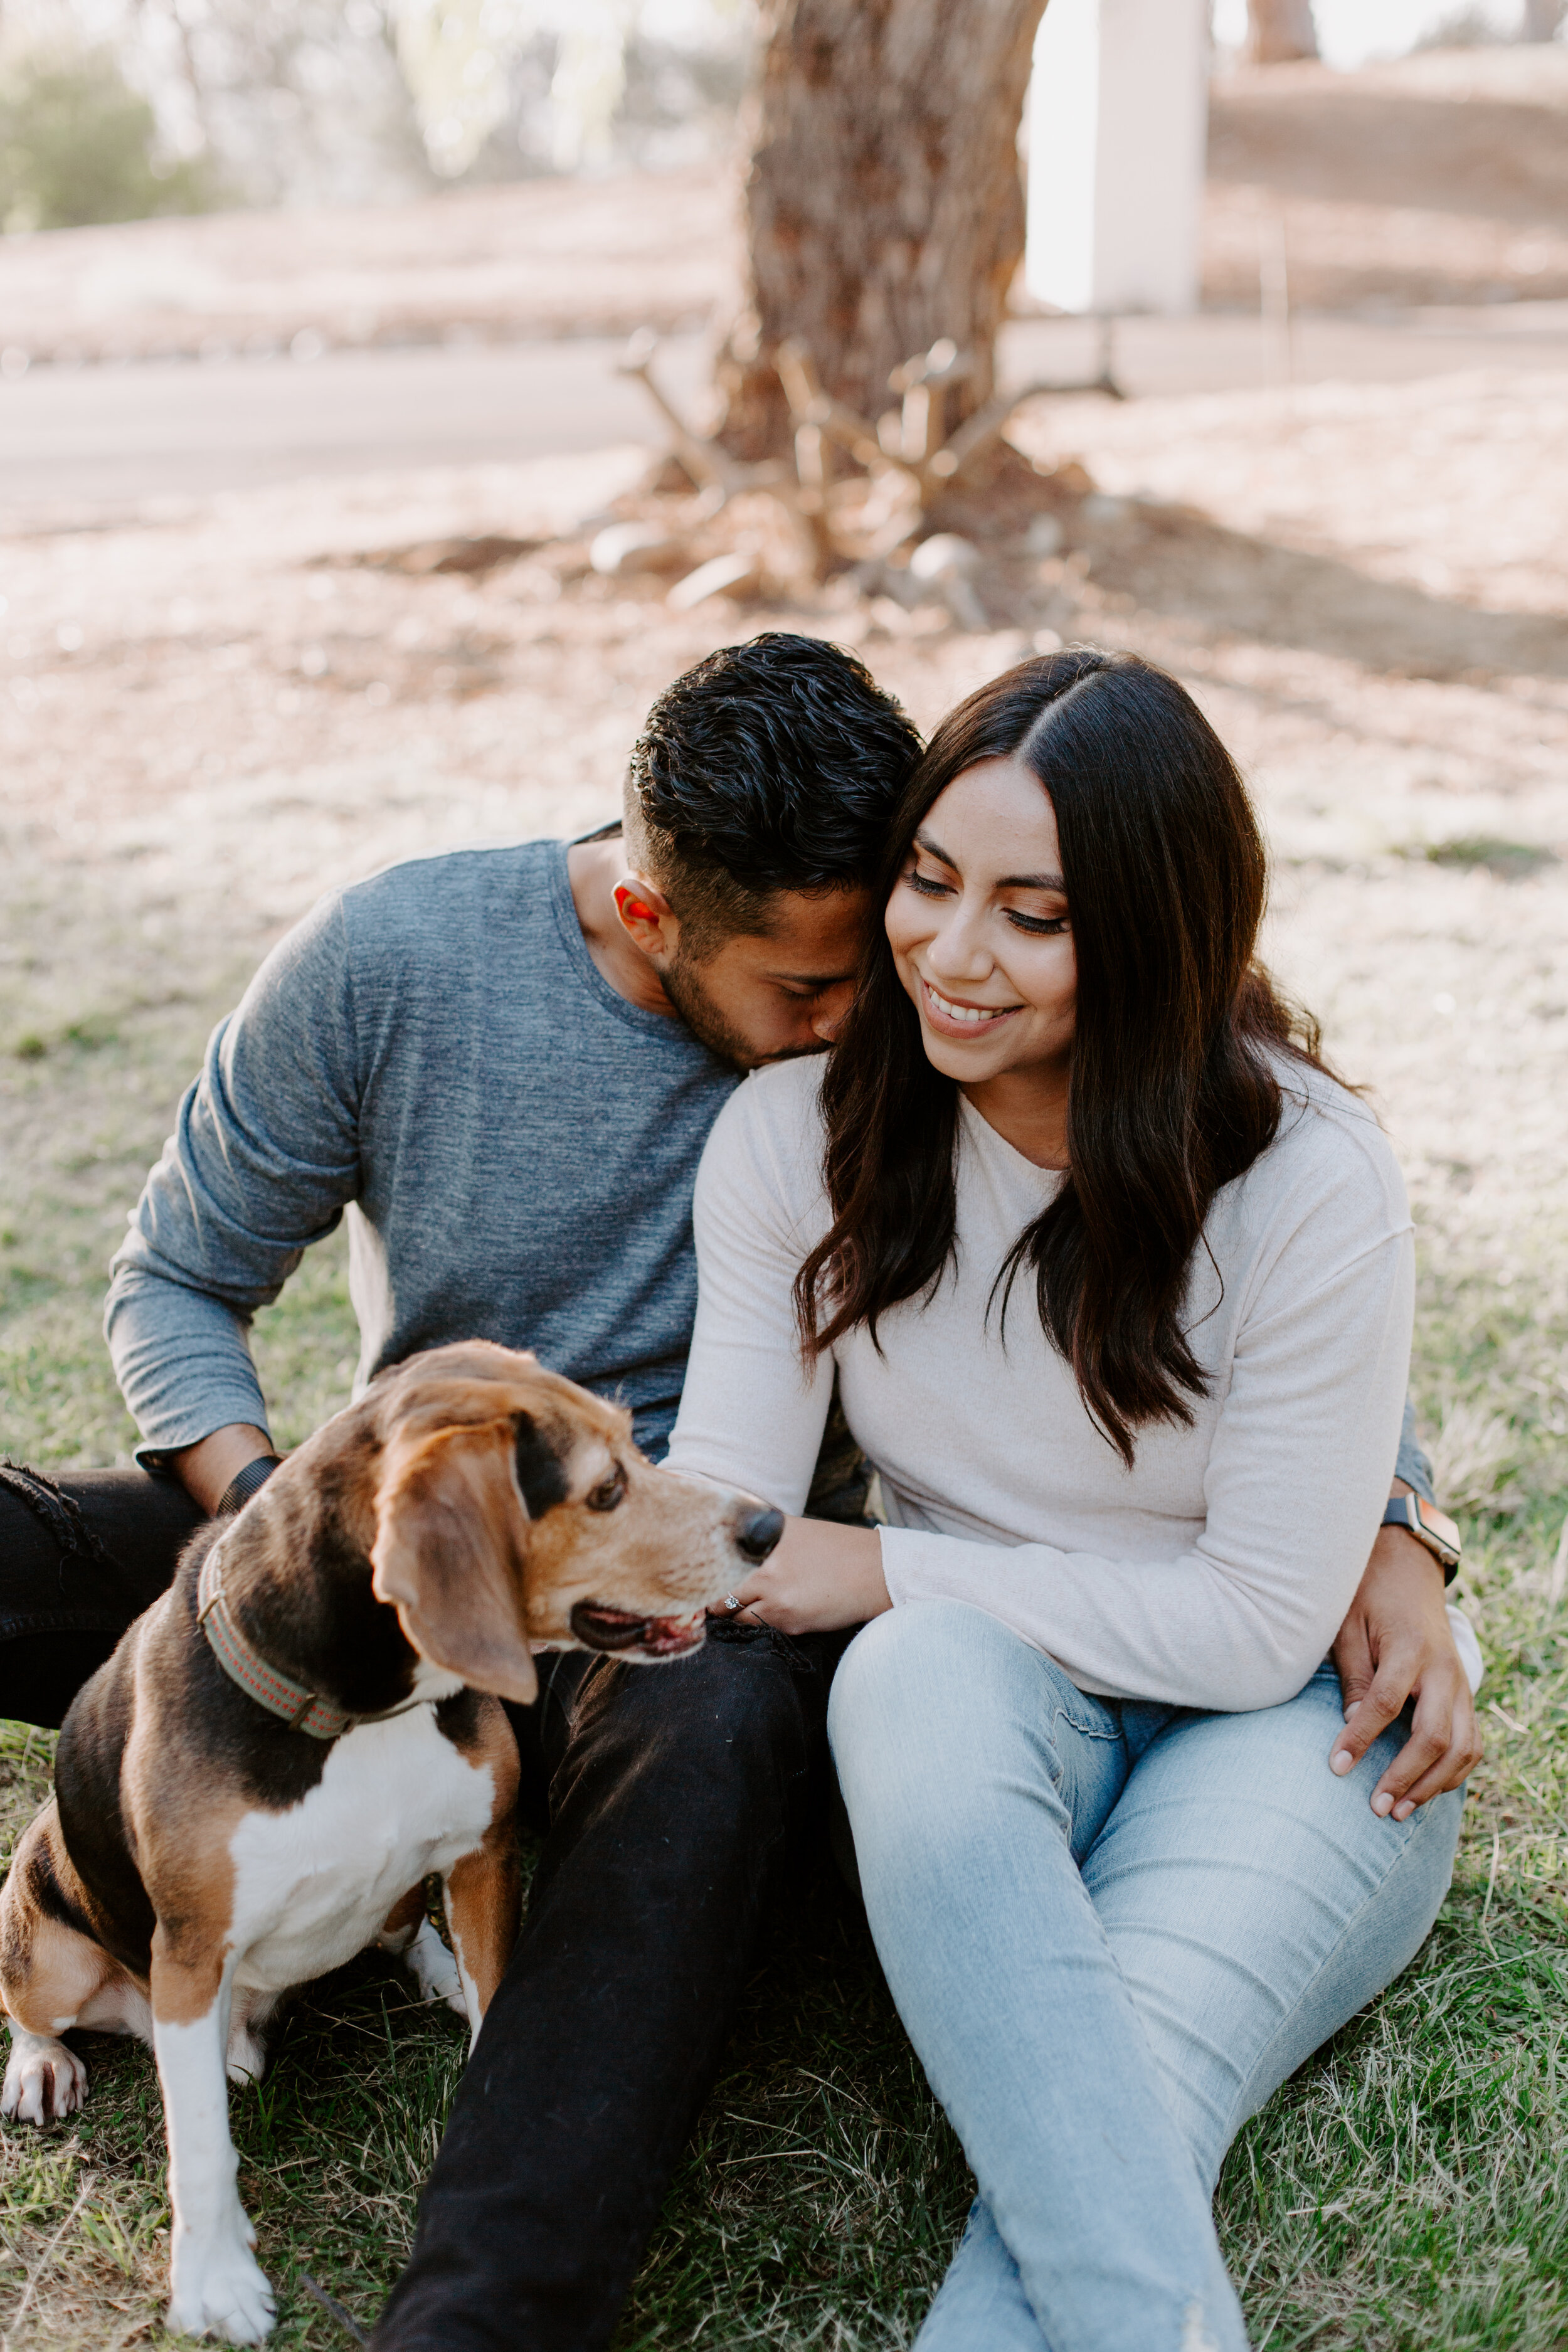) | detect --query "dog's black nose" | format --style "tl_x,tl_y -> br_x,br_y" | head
736,1507 -> 785,1564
